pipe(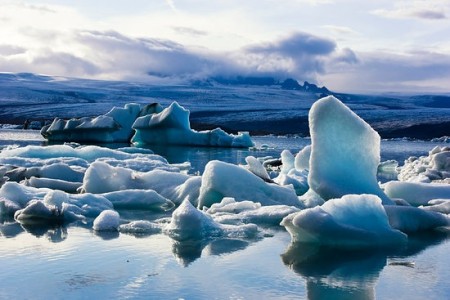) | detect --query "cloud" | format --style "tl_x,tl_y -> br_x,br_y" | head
322,25 -> 359,36
323,49 -> 450,92
239,32 -> 337,81
373,1 -> 449,20
171,26 -> 208,37
0,45 -> 26,56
